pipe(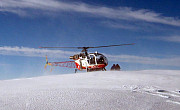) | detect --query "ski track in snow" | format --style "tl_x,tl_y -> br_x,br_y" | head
128,85 -> 180,105
0,70 -> 180,110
